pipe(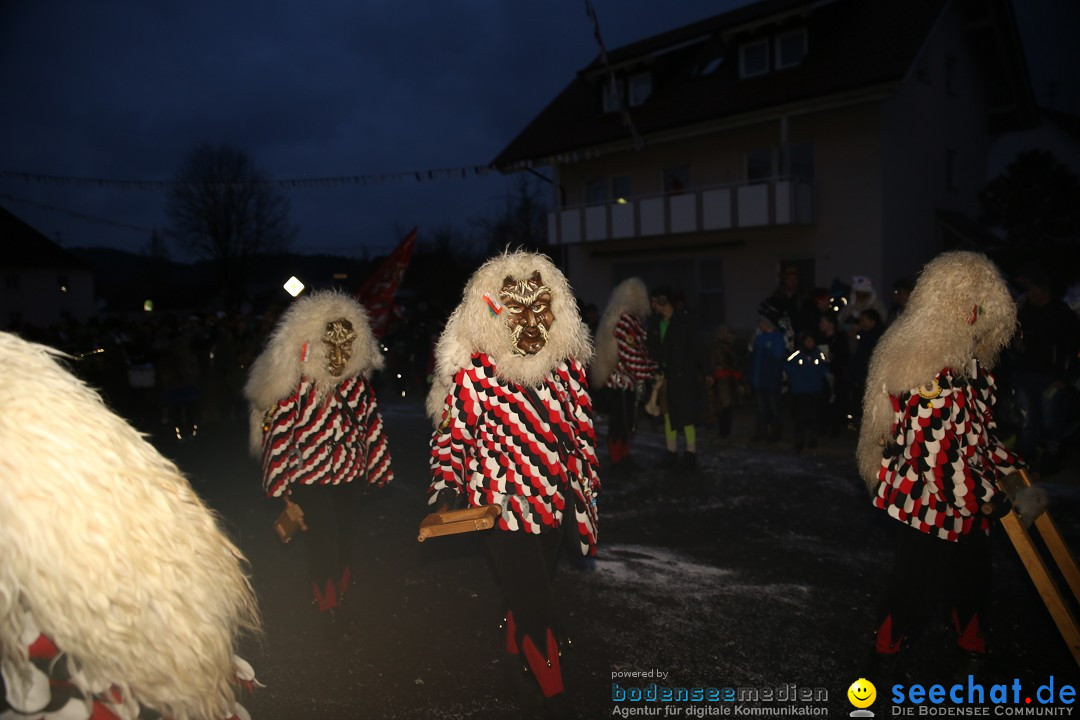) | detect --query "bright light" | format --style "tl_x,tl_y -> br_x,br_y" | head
284,276 -> 305,297
143,300 -> 154,312
615,197 -> 629,205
